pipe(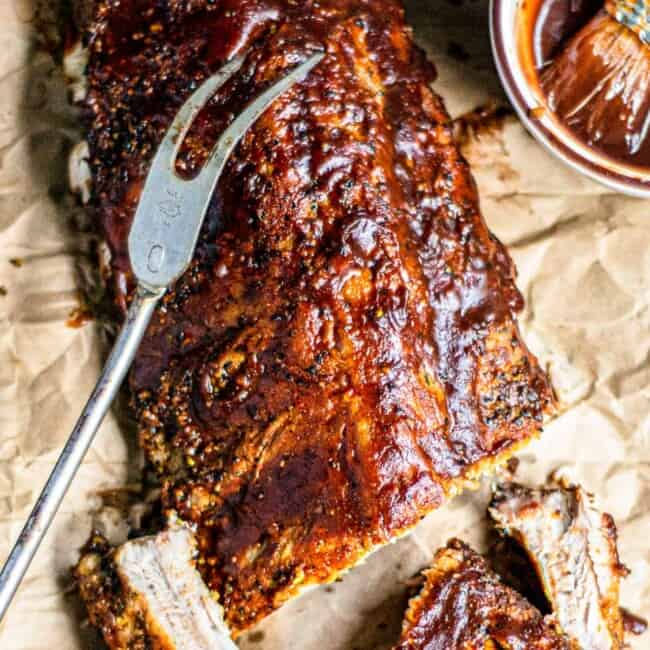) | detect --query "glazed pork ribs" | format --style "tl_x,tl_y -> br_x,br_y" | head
396,539 -> 569,649
395,480 -> 640,650
72,0 -> 553,639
